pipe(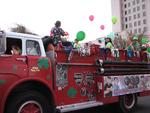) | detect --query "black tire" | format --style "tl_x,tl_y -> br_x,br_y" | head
118,94 -> 137,113
5,91 -> 55,113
